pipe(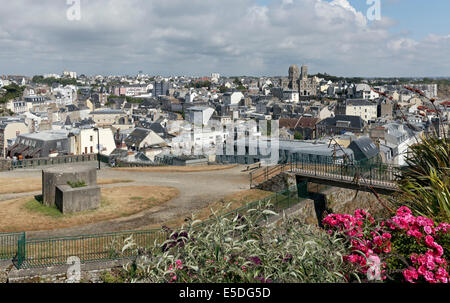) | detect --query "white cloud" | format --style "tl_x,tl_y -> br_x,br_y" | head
0,0 -> 448,77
